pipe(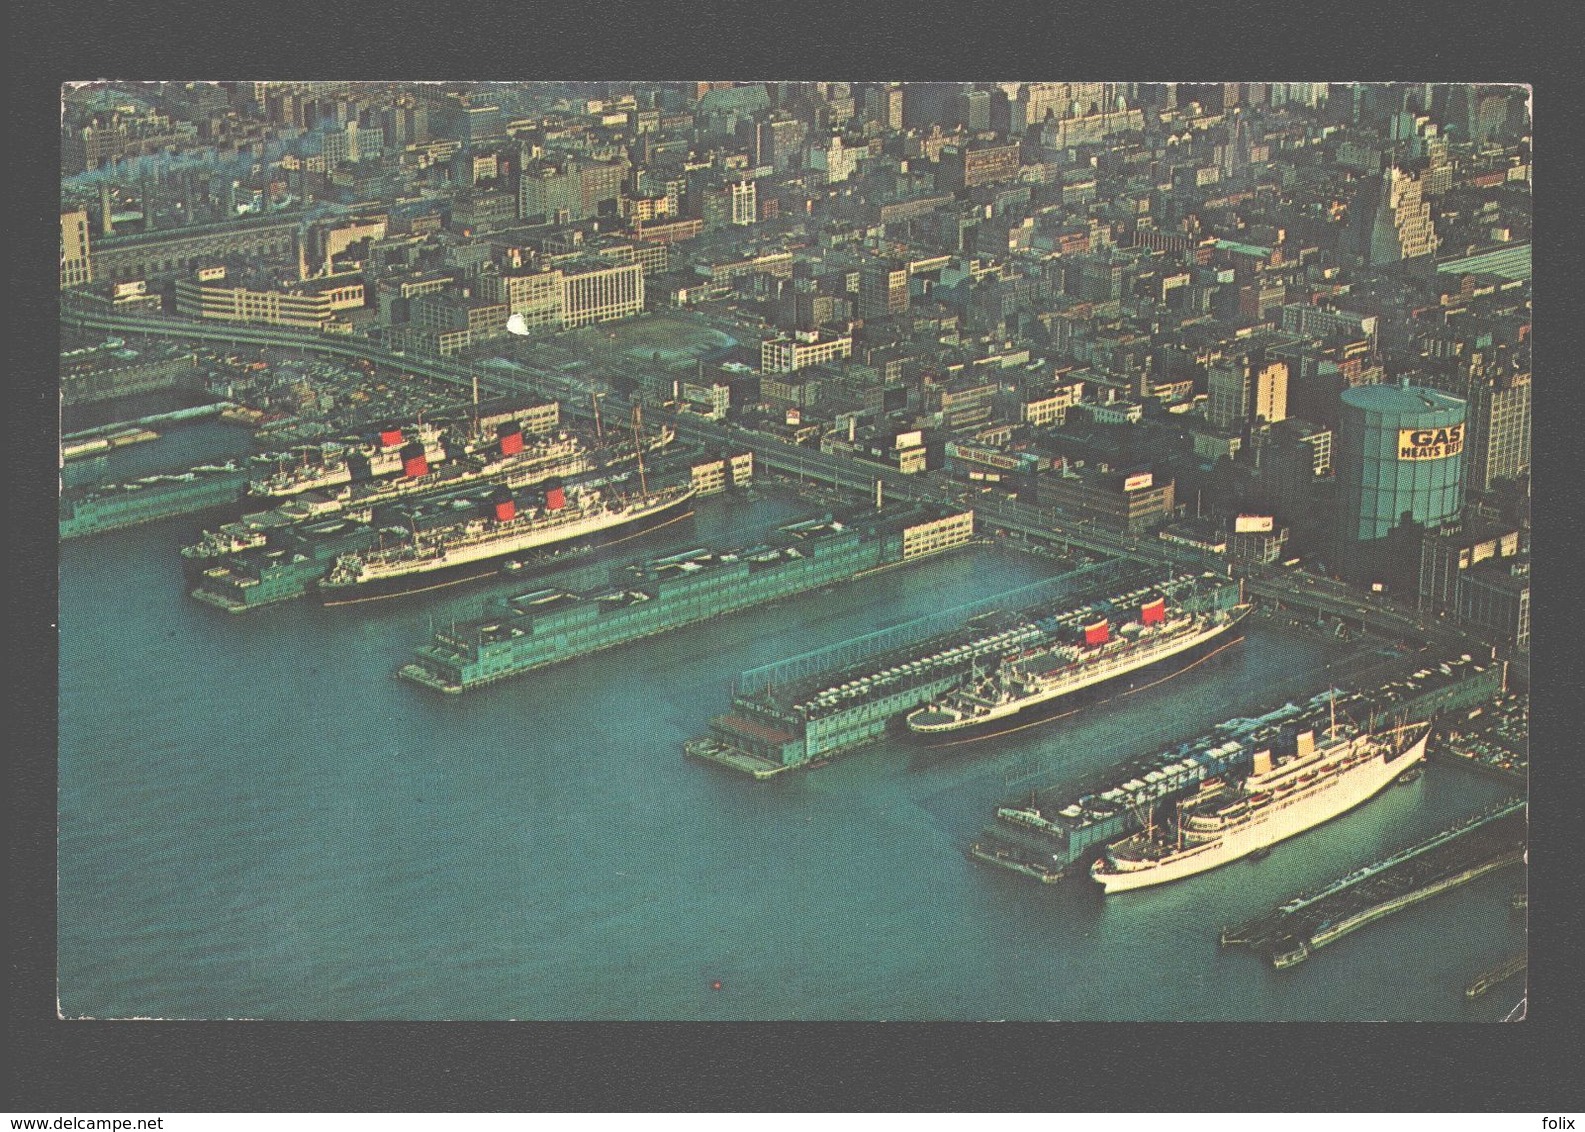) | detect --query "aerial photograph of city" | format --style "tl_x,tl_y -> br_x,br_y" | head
55,80 -> 1532,1023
